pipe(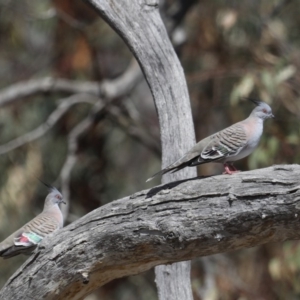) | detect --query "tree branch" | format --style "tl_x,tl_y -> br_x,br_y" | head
59,101 -> 106,220
0,94 -> 97,155
0,78 -> 100,107
58,59 -> 143,219
85,1 -> 197,298
1,165 -> 300,299
107,104 -> 161,156
0,59 -> 142,107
